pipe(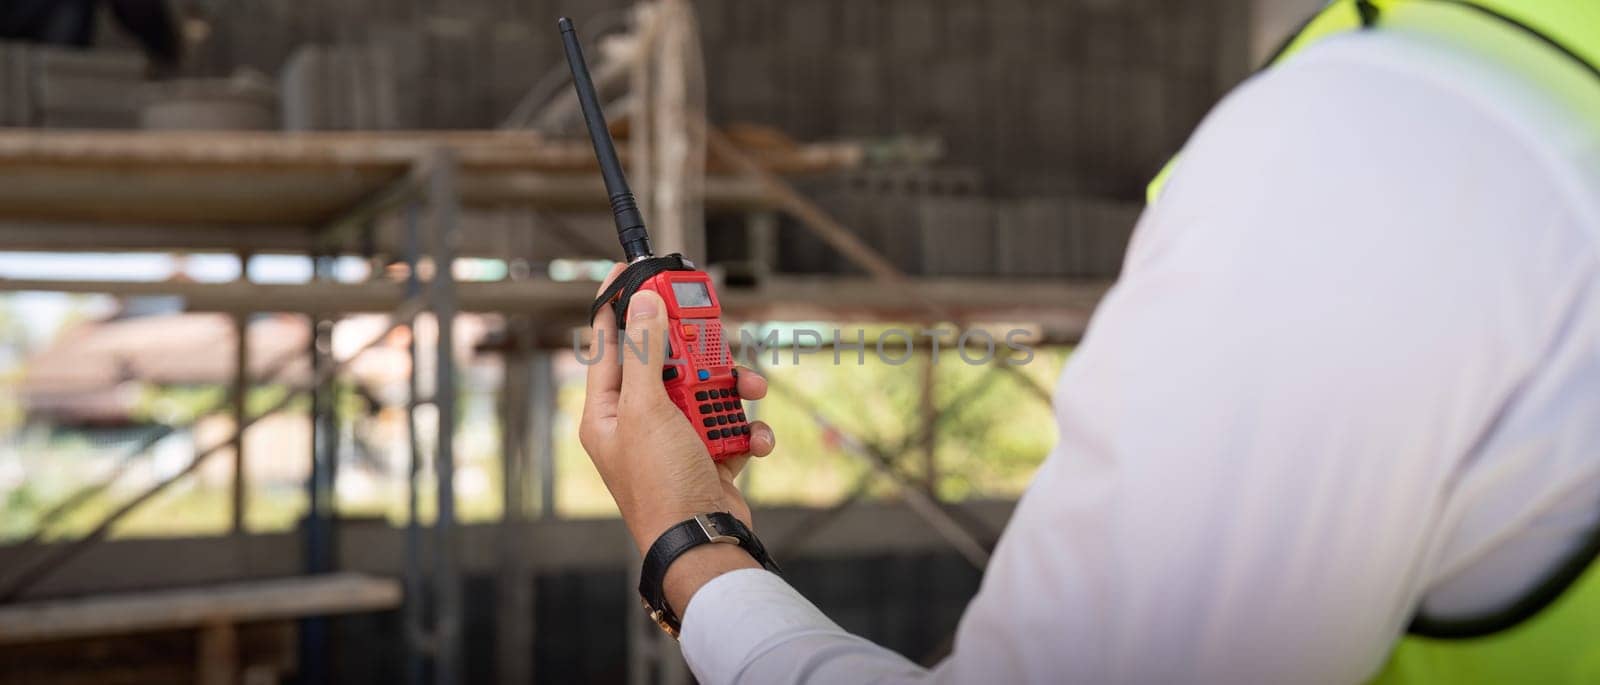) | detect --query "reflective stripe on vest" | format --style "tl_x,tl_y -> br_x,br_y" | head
1143,2 -> 1600,682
